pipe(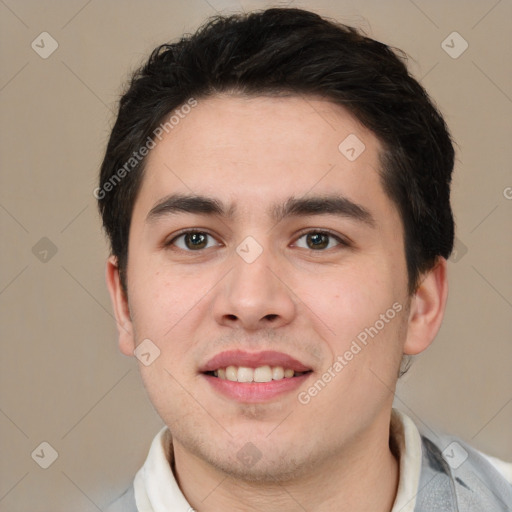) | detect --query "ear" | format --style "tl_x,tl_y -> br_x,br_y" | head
105,255 -> 135,357
403,257 -> 448,355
